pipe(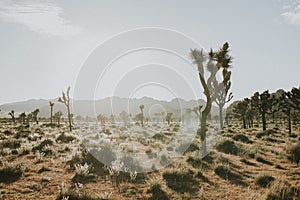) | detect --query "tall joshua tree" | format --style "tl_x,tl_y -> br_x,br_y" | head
190,42 -> 233,157
288,87 -> 300,110
282,87 -> 300,134
190,49 -> 213,157
54,111 -> 63,126
233,99 -> 249,129
32,108 -> 40,124
58,86 -> 72,131
8,110 -> 15,124
251,90 -> 274,131
208,43 -> 233,130
19,112 -> 26,124
166,112 -> 173,125
139,104 -> 144,127
49,101 -> 54,124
